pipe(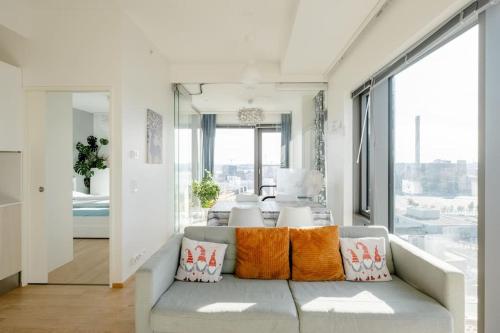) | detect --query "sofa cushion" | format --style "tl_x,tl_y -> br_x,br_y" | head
236,227 -> 290,280
289,276 -> 452,333
151,274 -> 299,333
341,226 -> 395,274
290,226 -> 345,281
